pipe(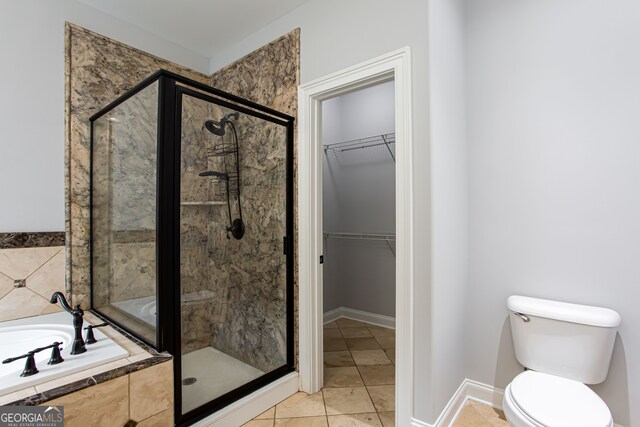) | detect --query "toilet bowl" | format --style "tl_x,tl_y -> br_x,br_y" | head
504,295 -> 621,427
502,371 -> 613,427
